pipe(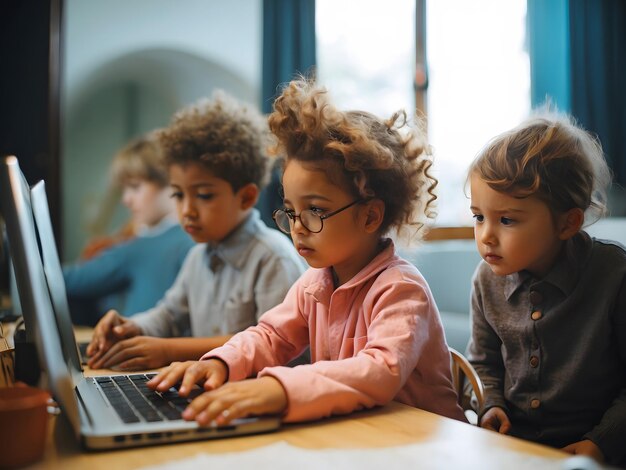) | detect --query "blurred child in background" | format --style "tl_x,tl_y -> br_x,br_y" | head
63,133 -> 194,326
